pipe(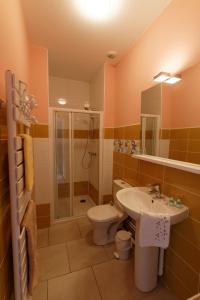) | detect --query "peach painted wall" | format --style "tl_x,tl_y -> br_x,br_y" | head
113,0 -> 200,127
0,0 -> 30,100
104,63 -> 115,128
162,62 -> 200,129
0,0 -> 49,124
29,47 -> 49,124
